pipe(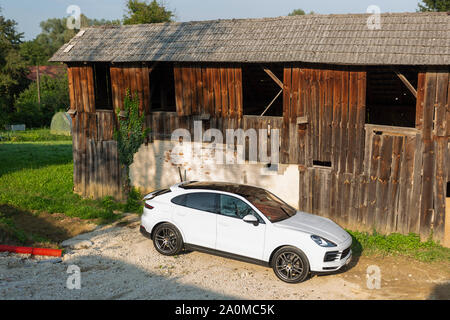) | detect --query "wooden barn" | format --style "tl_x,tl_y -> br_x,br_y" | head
50,12 -> 450,244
